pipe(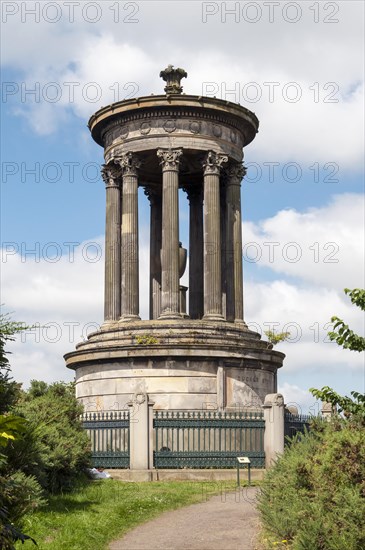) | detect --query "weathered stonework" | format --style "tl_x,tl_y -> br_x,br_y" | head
65,66 -> 284,412
65,320 -> 283,411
